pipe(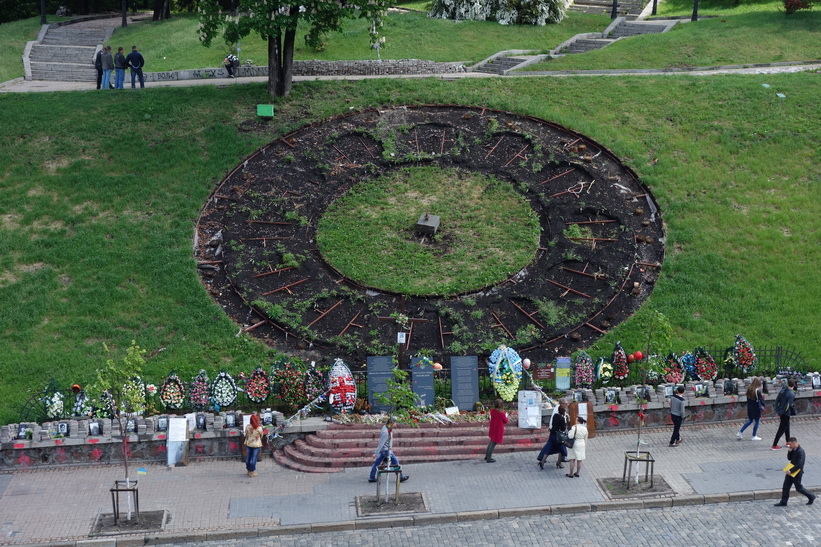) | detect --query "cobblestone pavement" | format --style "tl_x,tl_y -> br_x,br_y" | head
166,500 -> 821,546
2,418 -> 821,545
